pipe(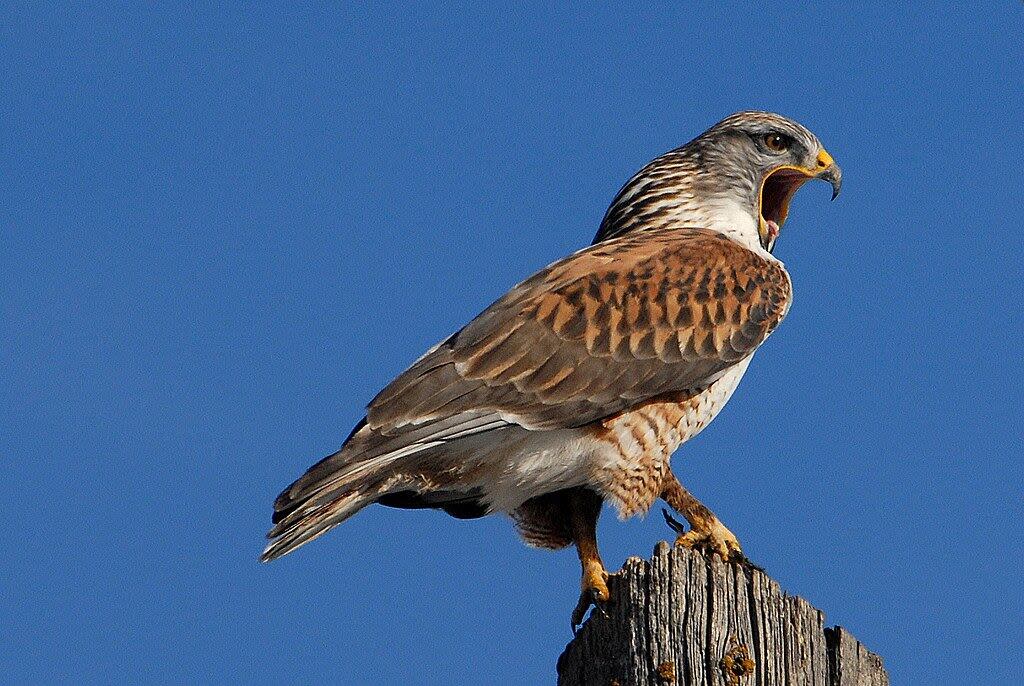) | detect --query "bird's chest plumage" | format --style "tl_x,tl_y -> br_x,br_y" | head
587,355 -> 754,517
